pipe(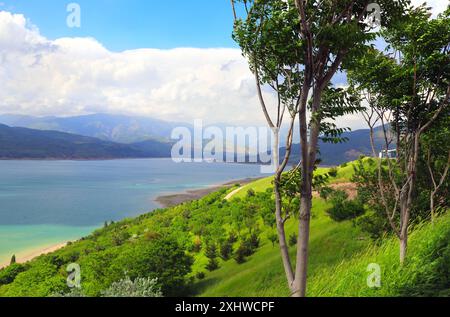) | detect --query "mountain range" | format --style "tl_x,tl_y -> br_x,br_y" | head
0,113 -> 390,164
0,123 -> 173,159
